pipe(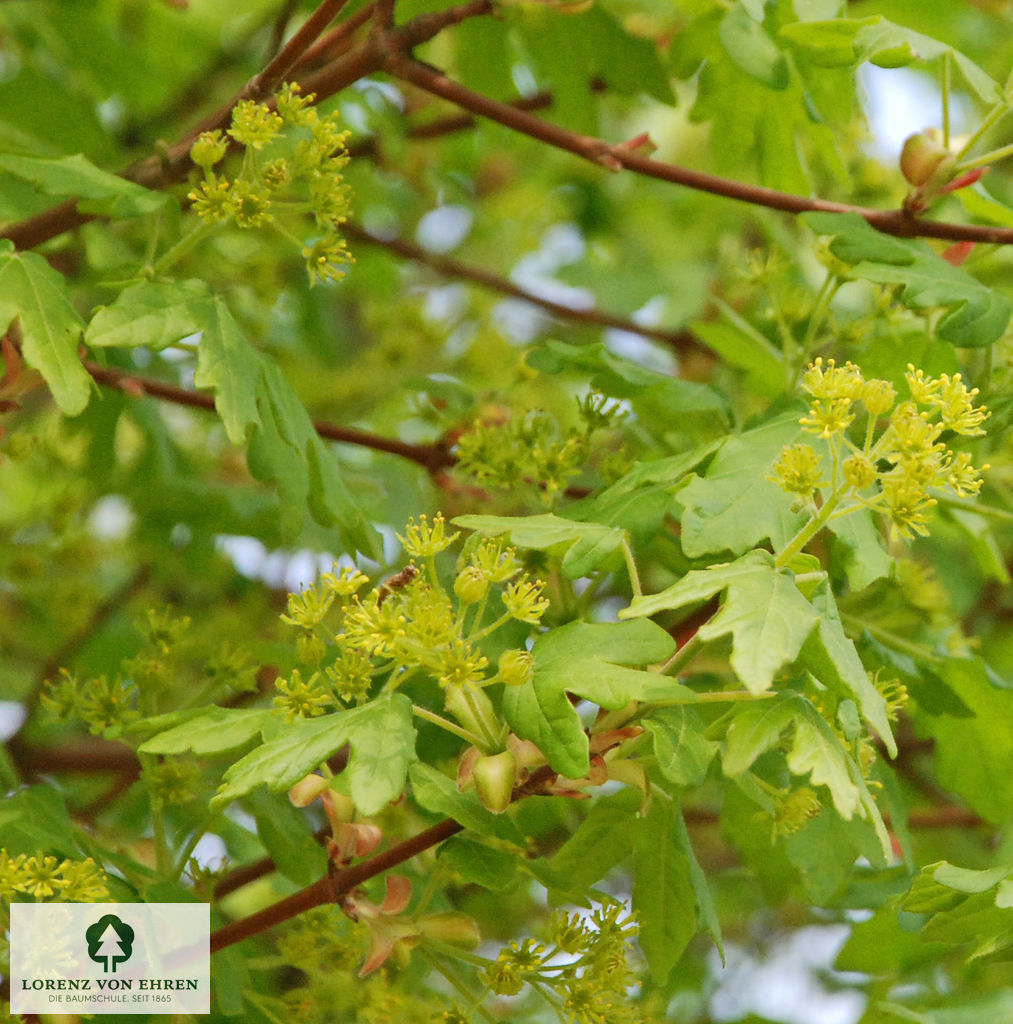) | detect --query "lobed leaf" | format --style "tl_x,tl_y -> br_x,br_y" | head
624,550 -> 820,695
210,694 -> 416,816
0,152 -> 168,217
805,211 -> 1011,348
0,239 -> 90,415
